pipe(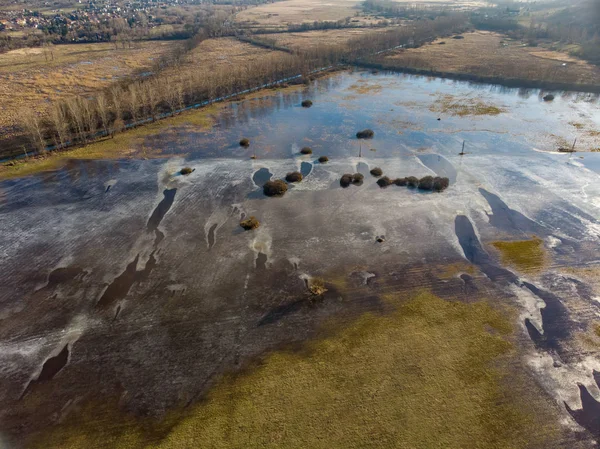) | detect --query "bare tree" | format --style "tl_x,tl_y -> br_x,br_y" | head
48,103 -> 70,149
95,92 -> 111,137
126,84 -> 141,124
81,98 -> 97,139
19,109 -> 46,153
66,97 -> 87,144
